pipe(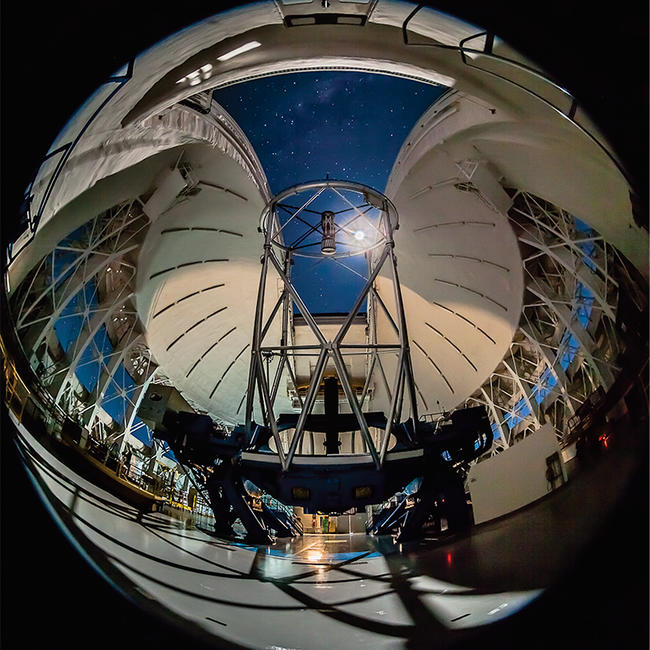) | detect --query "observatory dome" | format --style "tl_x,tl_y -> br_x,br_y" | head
2,2 -> 646,649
